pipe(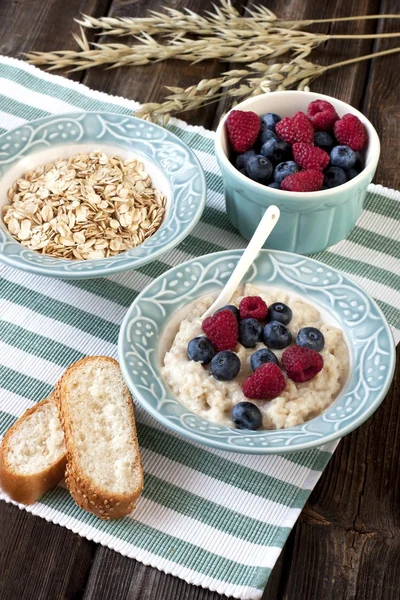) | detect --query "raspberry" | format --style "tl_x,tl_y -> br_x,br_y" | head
307,100 -> 338,131
333,114 -> 367,151
281,169 -> 323,192
282,345 -> 323,383
242,362 -> 286,400
292,142 -> 330,171
275,111 -> 314,144
226,110 -> 260,153
239,296 -> 268,320
202,310 -> 238,351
